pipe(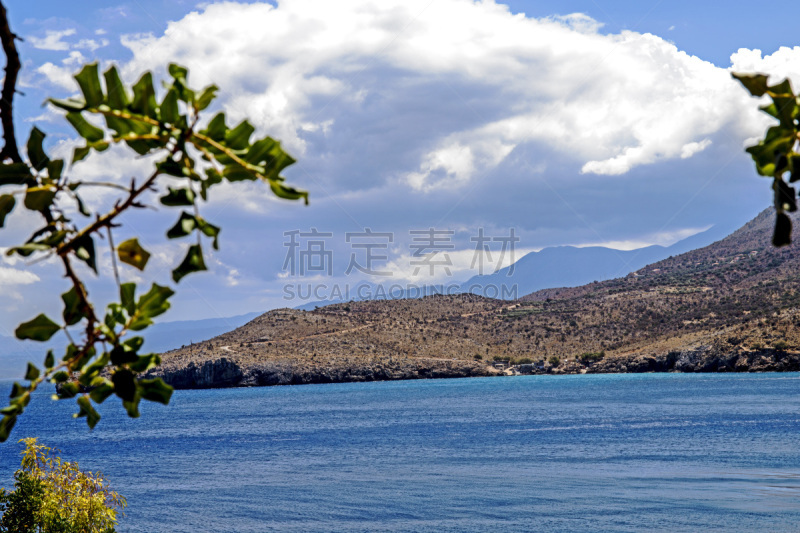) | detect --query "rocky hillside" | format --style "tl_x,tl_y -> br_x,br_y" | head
149,209 -> 800,388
